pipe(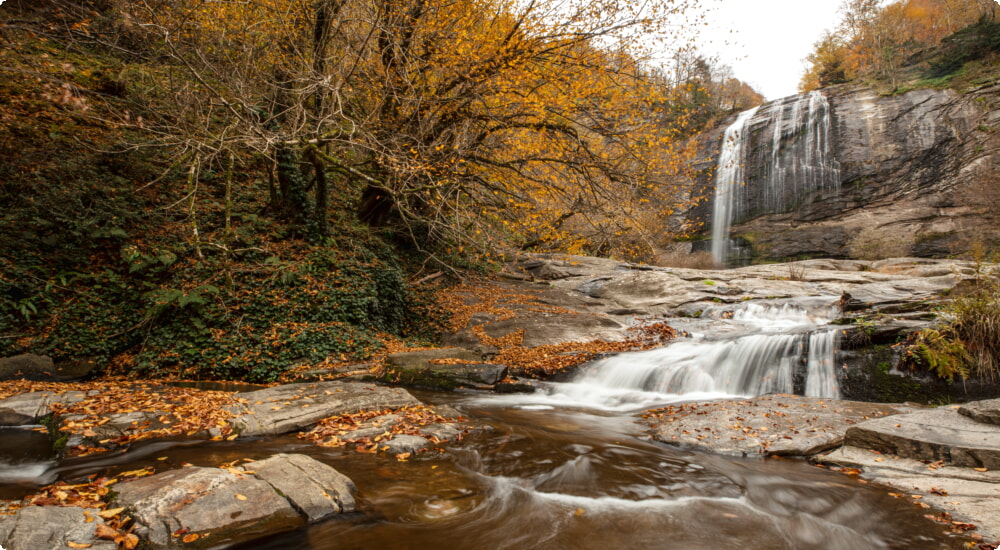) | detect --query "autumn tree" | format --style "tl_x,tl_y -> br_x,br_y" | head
113,0 -> 707,262
800,0 -> 996,91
